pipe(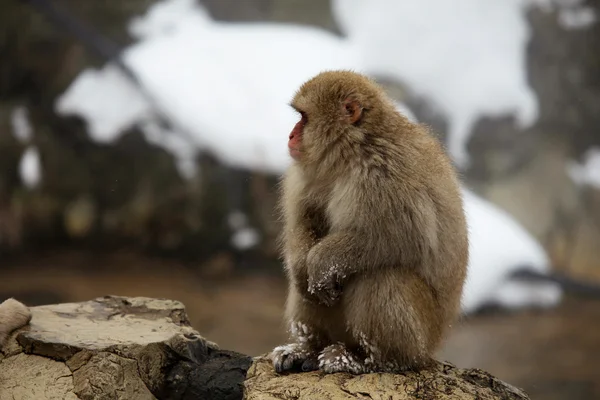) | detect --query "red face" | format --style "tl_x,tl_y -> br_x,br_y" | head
288,112 -> 306,160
